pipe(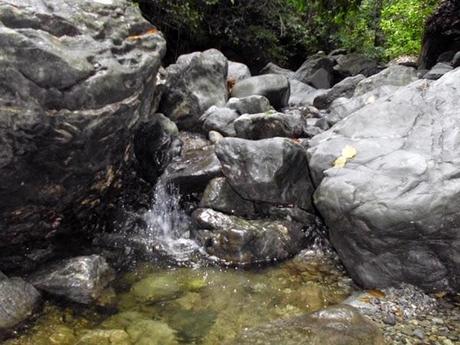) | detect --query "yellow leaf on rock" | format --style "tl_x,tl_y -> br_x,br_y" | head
342,145 -> 357,159
334,156 -> 347,168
